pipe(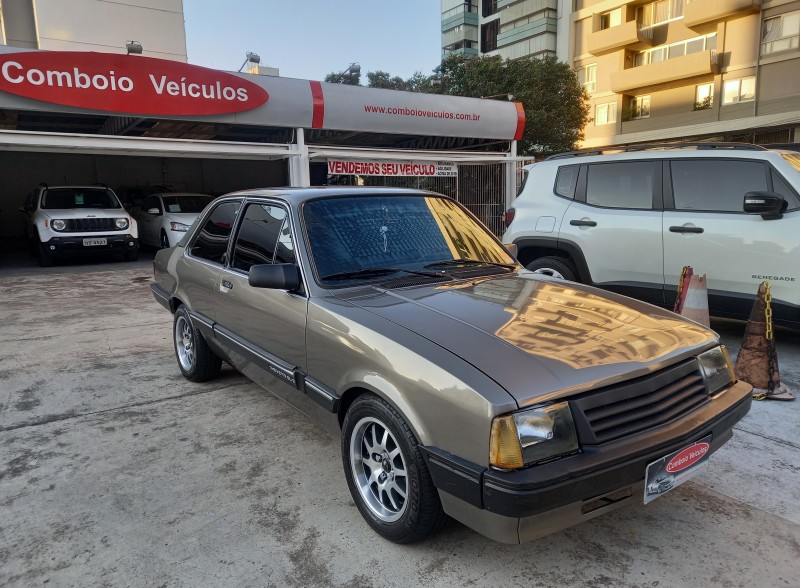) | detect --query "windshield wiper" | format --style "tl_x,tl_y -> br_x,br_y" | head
321,267 -> 445,281
423,259 -> 517,270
